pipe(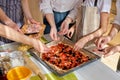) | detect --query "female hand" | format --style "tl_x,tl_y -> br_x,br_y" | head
74,37 -> 88,51
95,36 -> 111,50
50,27 -> 60,41
66,26 -> 75,38
28,18 -> 40,25
6,20 -> 23,33
33,39 -> 50,53
59,17 -> 72,35
102,45 -> 120,57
